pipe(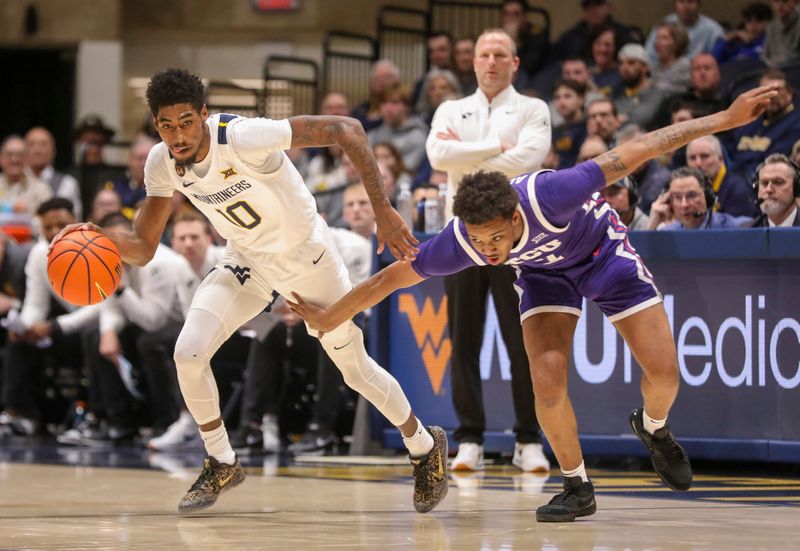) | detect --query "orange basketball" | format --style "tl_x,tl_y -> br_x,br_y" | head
47,230 -> 123,306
